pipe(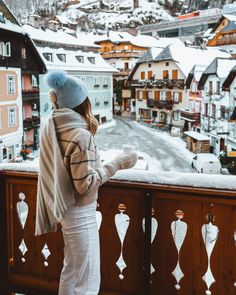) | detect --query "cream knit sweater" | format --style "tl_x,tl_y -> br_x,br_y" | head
35,109 -> 115,236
